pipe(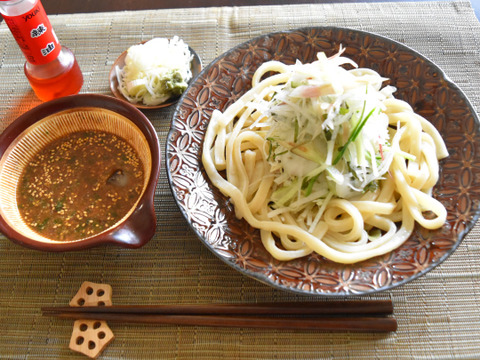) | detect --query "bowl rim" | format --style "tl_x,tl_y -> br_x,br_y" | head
0,93 -> 161,251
